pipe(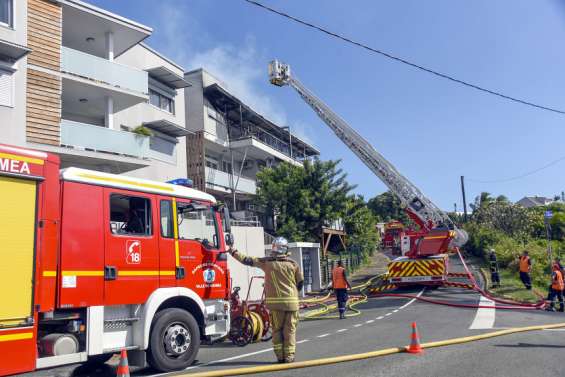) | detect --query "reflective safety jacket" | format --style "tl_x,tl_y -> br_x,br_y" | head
519,256 -> 531,273
332,266 -> 348,289
552,269 -> 564,291
231,250 -> 304,311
